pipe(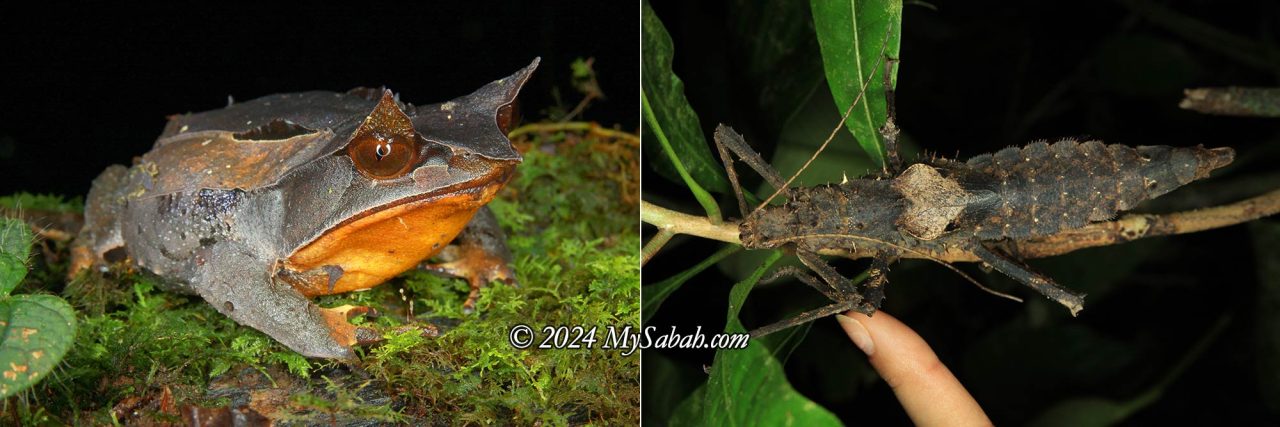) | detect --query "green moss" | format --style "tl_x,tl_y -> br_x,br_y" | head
6,124 -> 639,424
0,194 -> 83,214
